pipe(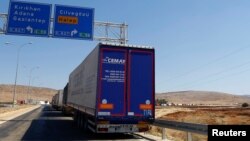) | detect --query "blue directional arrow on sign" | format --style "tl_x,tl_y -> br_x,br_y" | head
53,5 -> 94,40
7,1 -> 52,37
